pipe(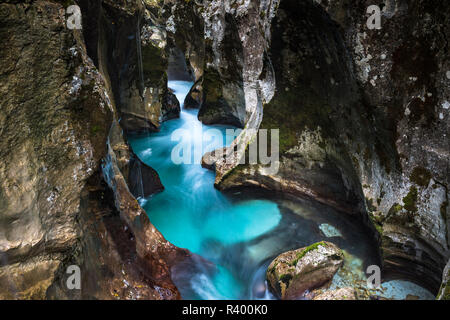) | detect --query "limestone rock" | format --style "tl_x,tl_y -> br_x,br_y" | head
163,89 -> 181,121
184,79 -> 203,109
217,0 -> 450,293
267,242 -> 344,299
